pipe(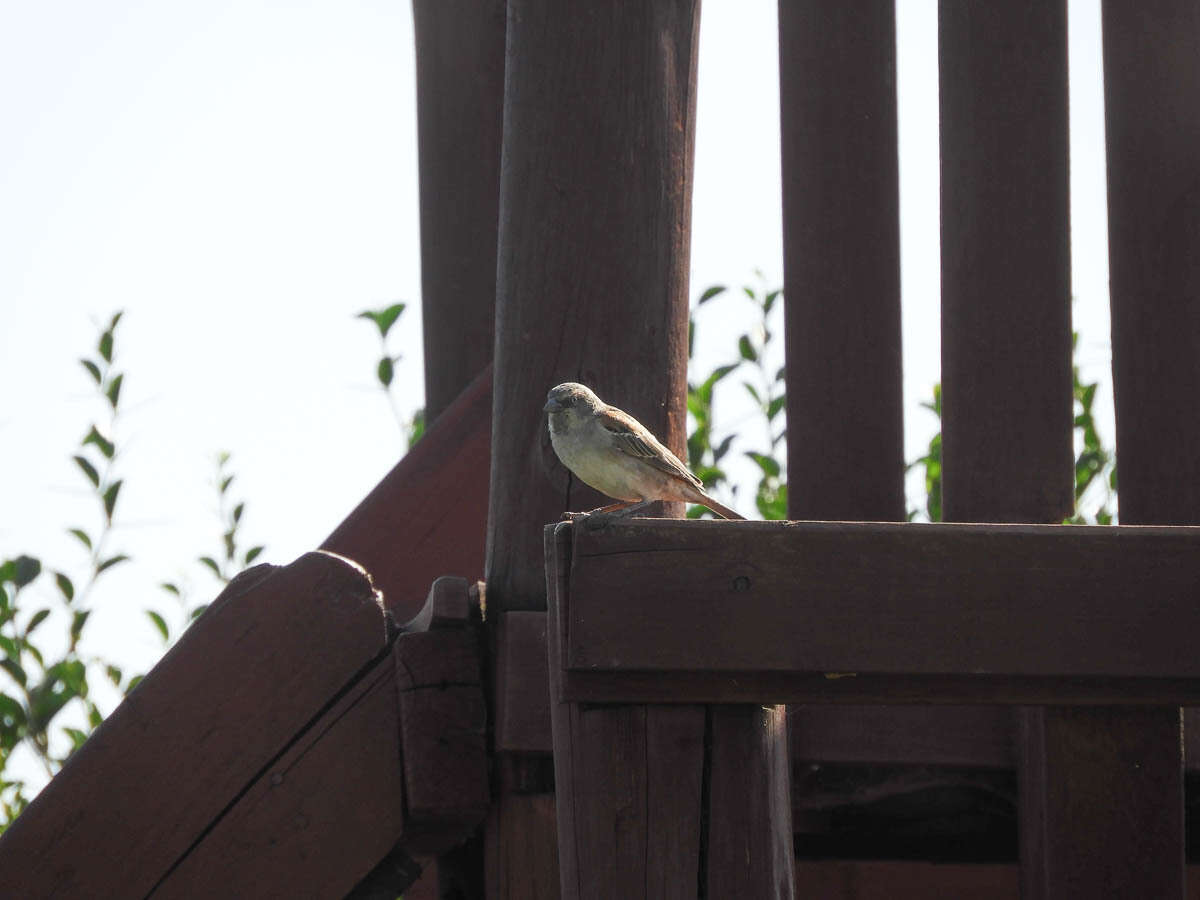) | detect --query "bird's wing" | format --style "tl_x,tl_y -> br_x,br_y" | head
597,406 -> 703,489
